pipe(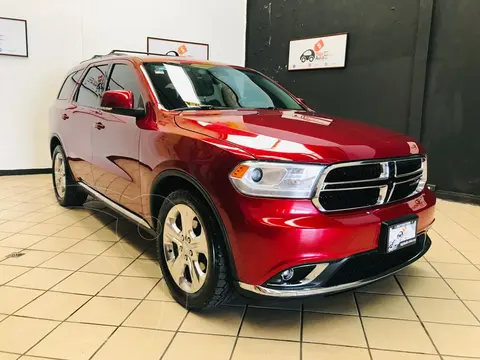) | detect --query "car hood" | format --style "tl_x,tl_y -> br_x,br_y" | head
174,109 -> 424,164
